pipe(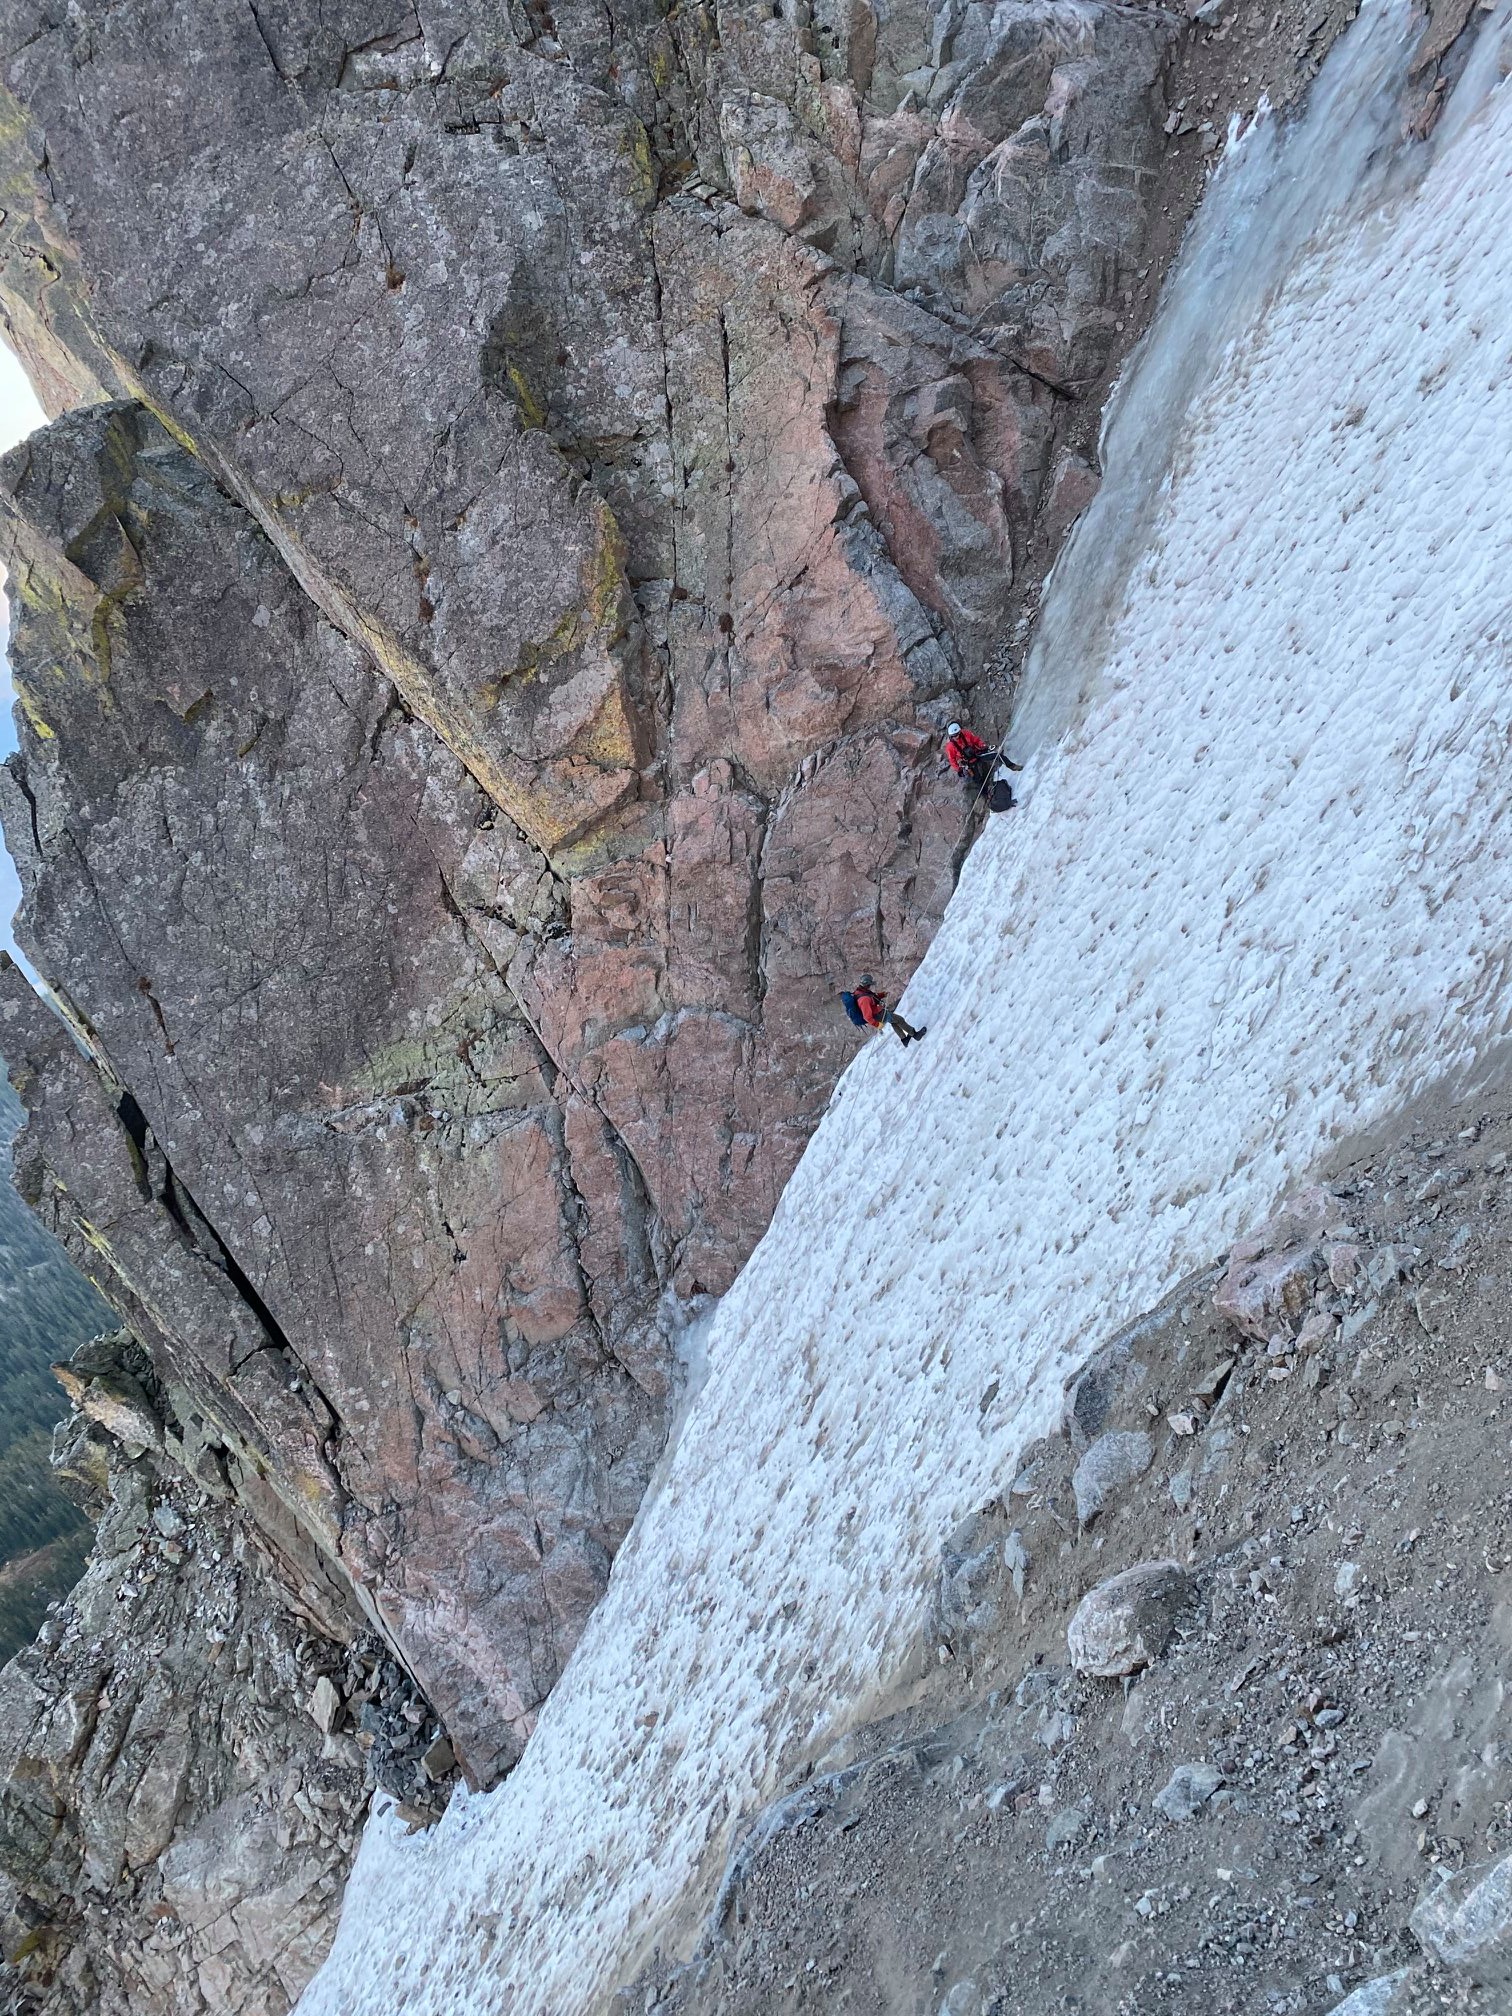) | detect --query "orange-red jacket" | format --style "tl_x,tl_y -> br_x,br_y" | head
946,729 -> 989,776
854,987 -> 887,1029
